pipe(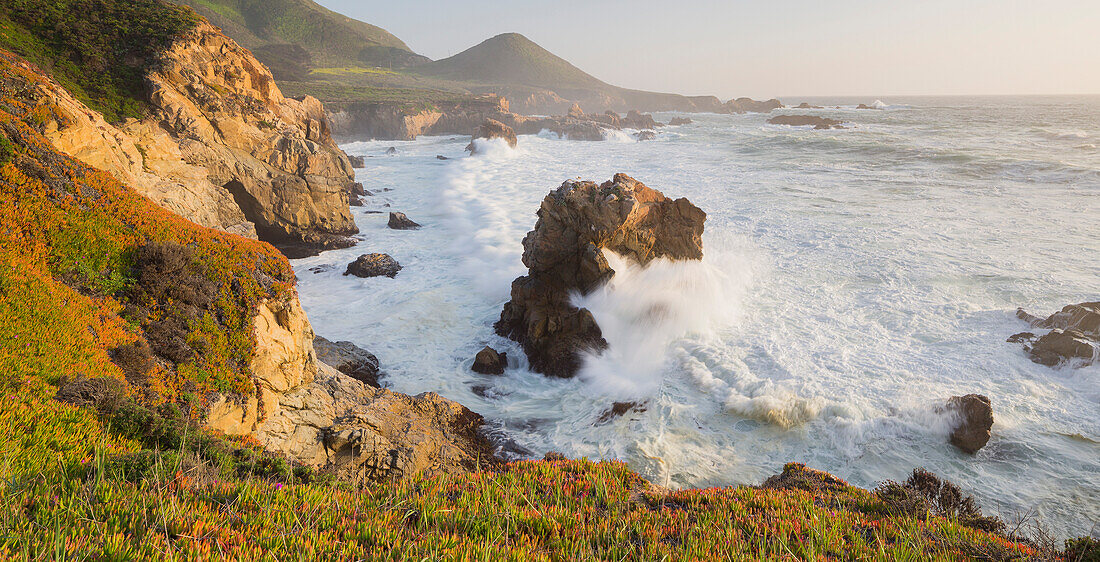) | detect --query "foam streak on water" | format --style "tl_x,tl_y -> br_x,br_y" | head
294,96 -> 1100,538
